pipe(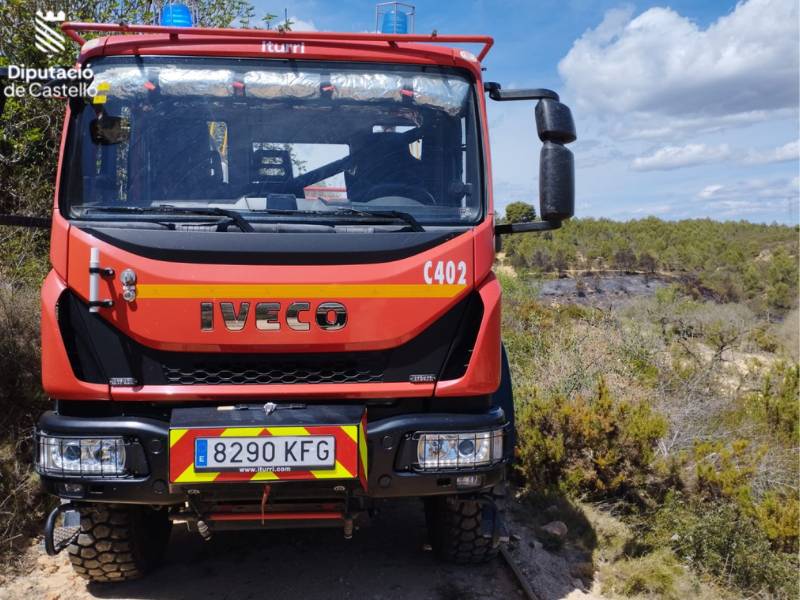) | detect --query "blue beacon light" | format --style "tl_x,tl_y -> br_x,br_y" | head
380,9 -> 408,34
159,3 -> 194,27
